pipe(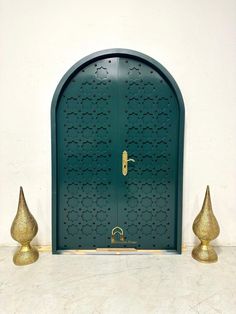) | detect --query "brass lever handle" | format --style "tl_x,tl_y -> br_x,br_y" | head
127,158 -> 135,163
122,150 -> 135,176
